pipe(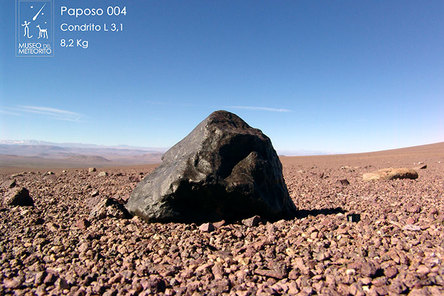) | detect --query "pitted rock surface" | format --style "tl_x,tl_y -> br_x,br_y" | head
126,110 -> 296,223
